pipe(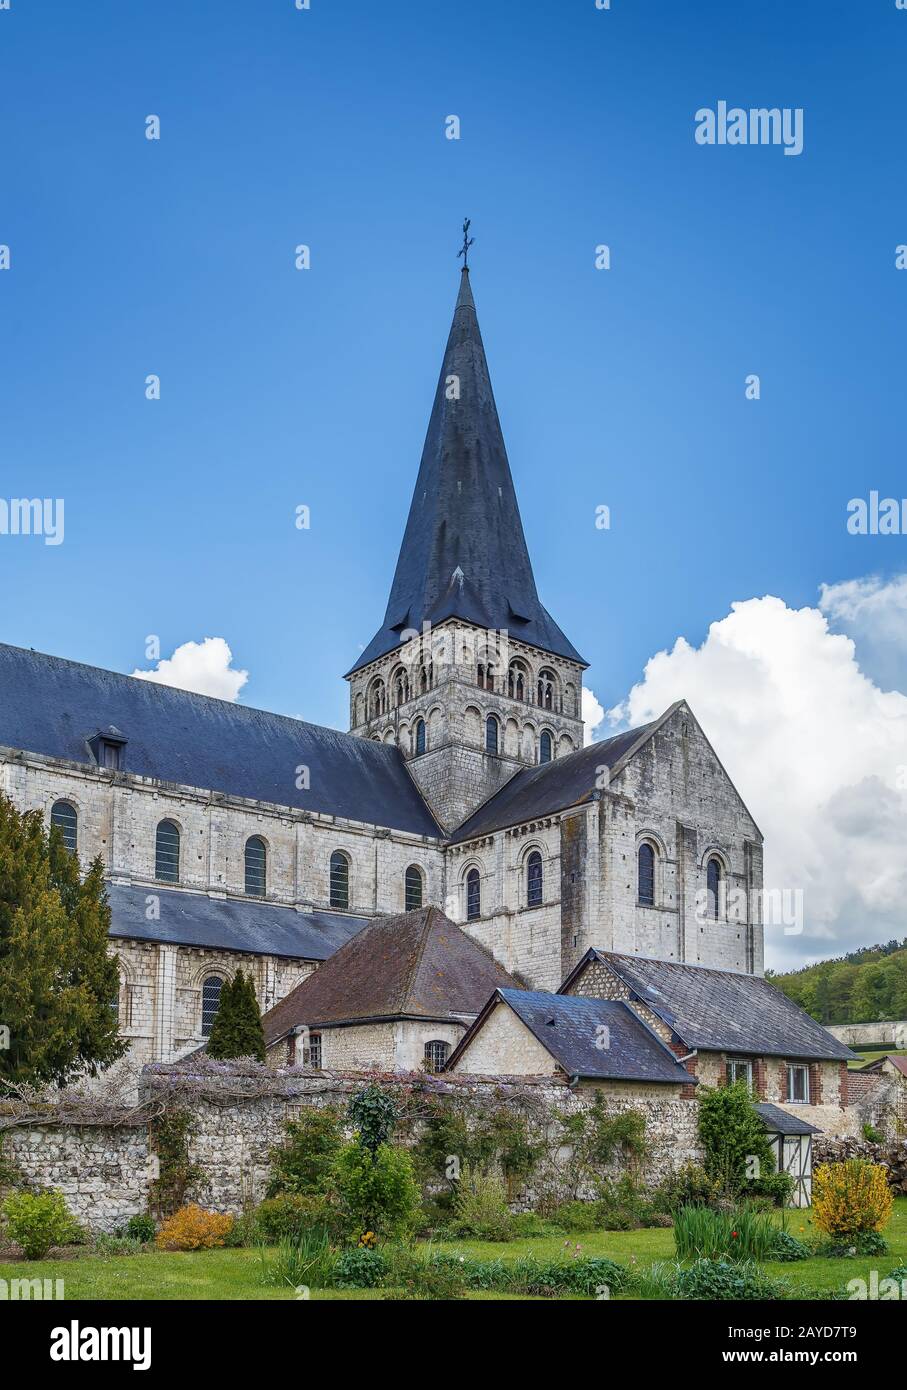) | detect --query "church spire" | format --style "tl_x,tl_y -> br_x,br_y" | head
349,256 -> 585,675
